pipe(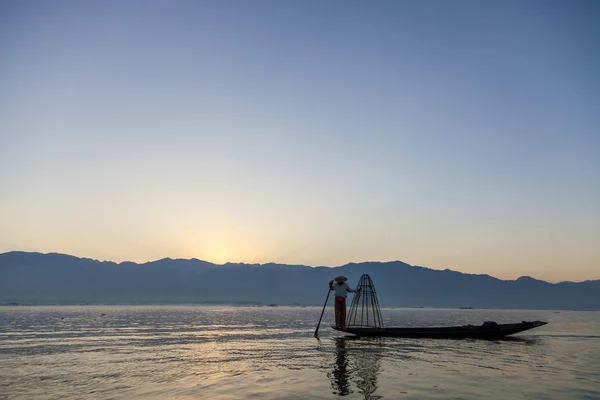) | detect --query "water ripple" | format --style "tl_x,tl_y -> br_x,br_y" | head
1,306 -> 599,399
